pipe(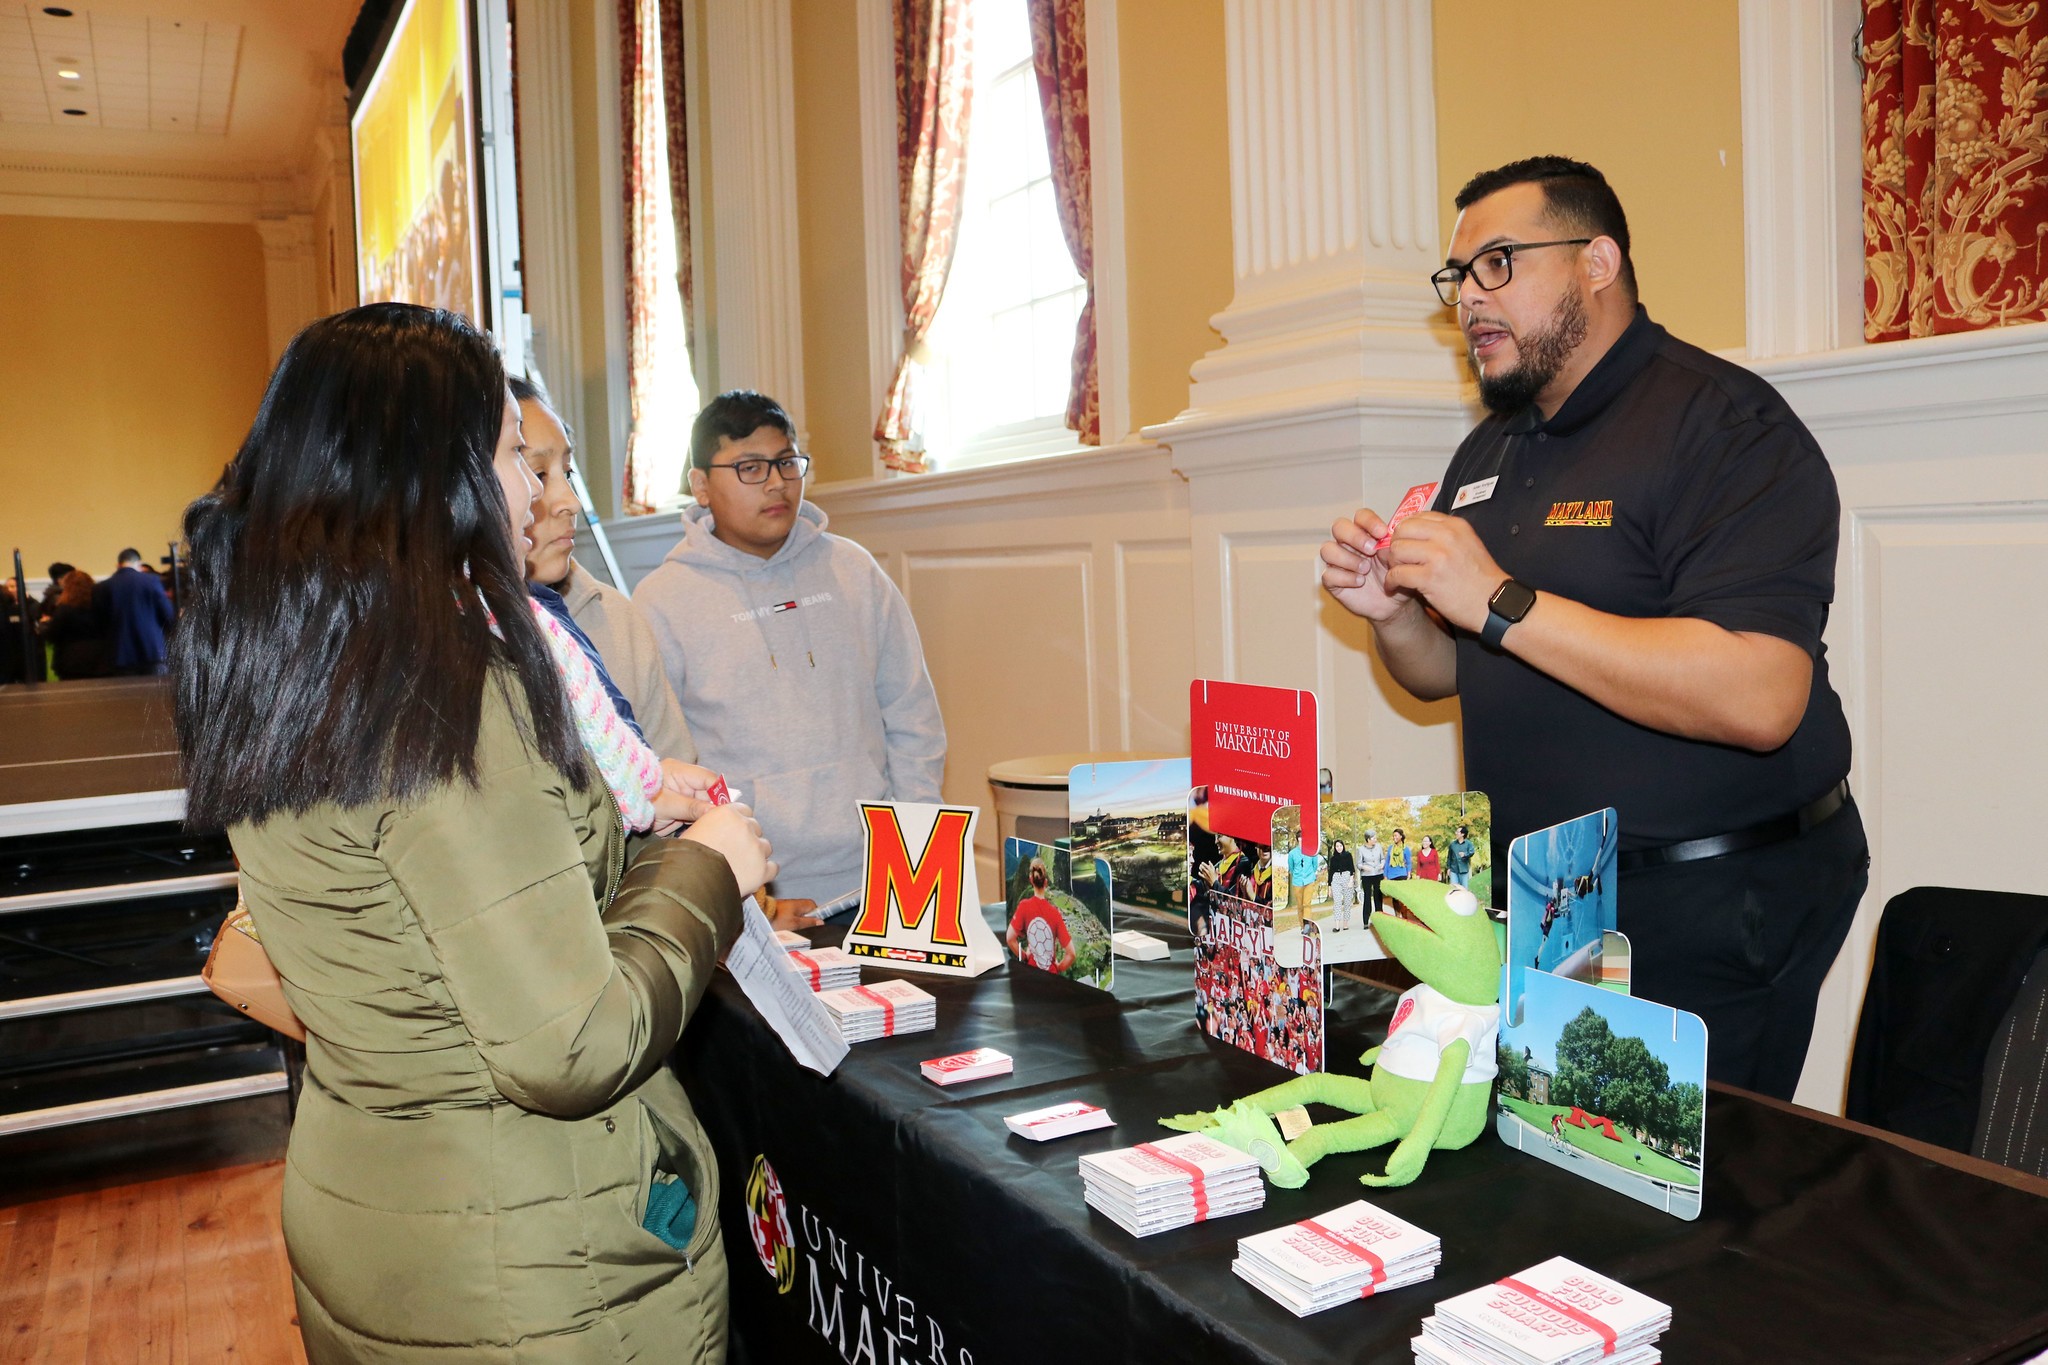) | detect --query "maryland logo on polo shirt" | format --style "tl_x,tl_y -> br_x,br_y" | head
1543,499 -> 1614,528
